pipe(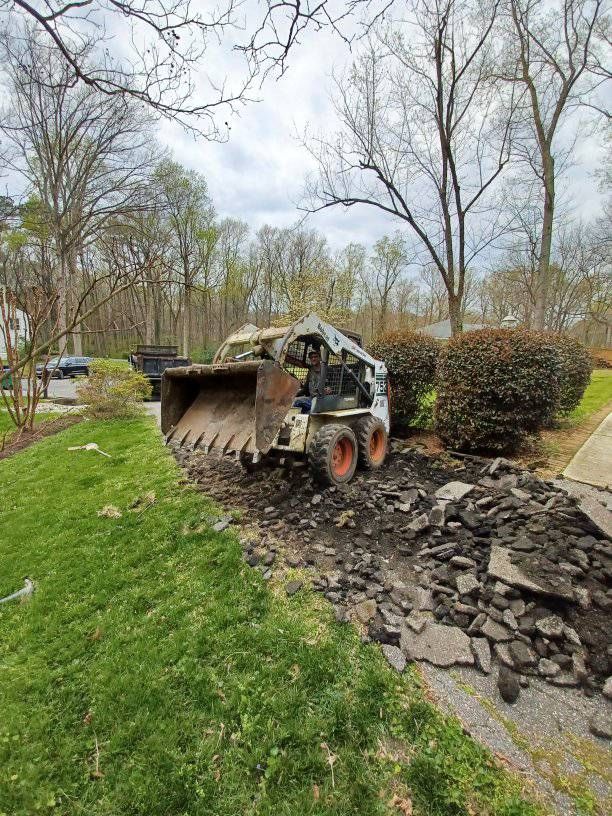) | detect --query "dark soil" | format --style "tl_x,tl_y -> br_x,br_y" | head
177,441 -> 612,692
0,415 -> 82,460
